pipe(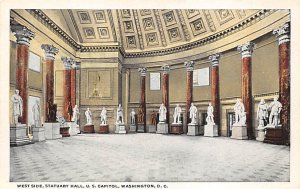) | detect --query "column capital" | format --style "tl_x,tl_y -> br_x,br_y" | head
41,44 -> 59,60
61,57 -> 75,70
237,42 -> 255,58
209,53 -> 221,67
10,22 -> 35,46
71,62 -> 80,70
184,61 -> 195,71
138,67 -> 147,77
273,23 -> 290,45
161,65 -> 170,74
